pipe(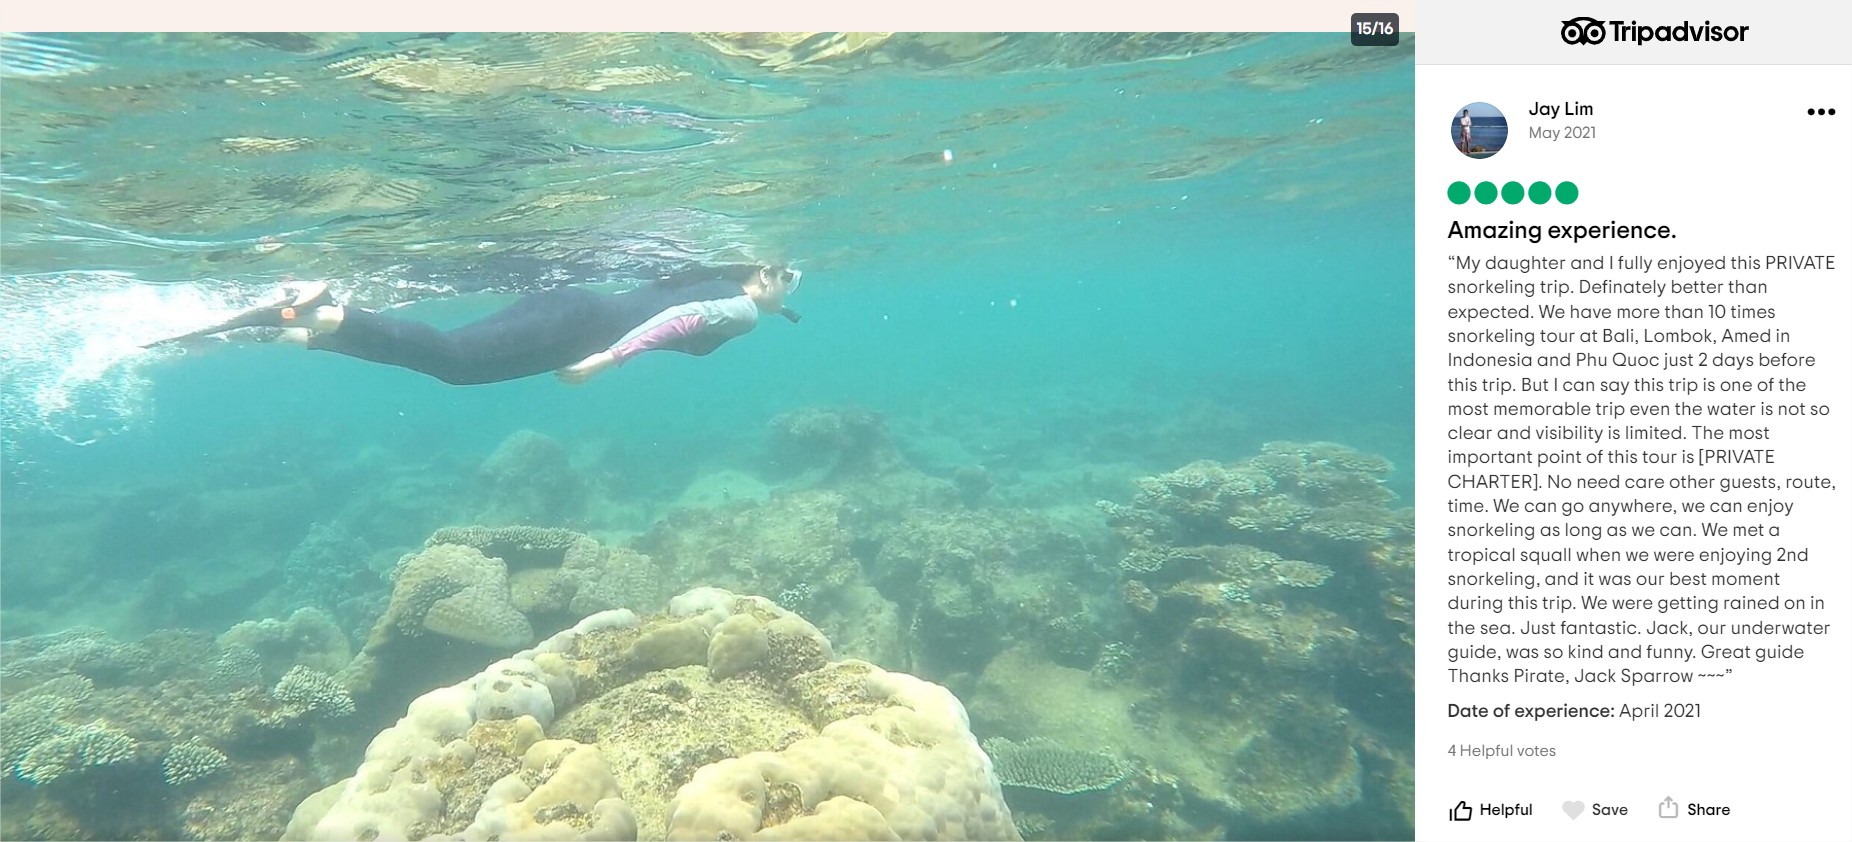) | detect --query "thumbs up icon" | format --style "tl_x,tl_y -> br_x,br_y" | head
1451,801 -> 1473,821
1659,797 -> 1679,818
